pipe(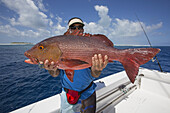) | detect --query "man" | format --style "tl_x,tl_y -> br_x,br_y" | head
42,17 -> 109,113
